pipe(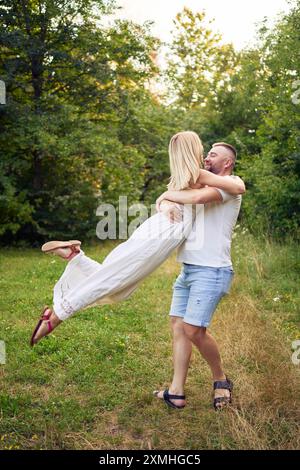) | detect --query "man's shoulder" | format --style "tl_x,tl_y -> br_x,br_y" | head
217,174 -> 244,204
